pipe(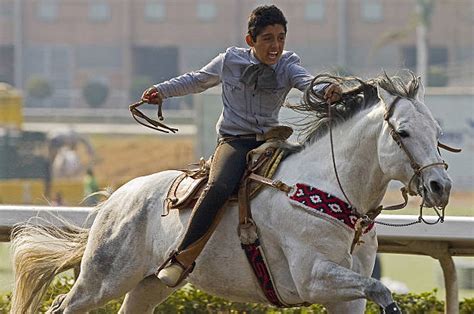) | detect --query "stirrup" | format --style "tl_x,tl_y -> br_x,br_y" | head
155,250 -> 195,288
